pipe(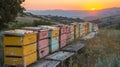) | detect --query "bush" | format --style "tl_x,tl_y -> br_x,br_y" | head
8,22 -> 33,29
